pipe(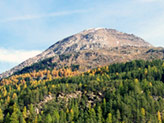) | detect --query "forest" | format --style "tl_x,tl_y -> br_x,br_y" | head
0,59 -> 164,123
